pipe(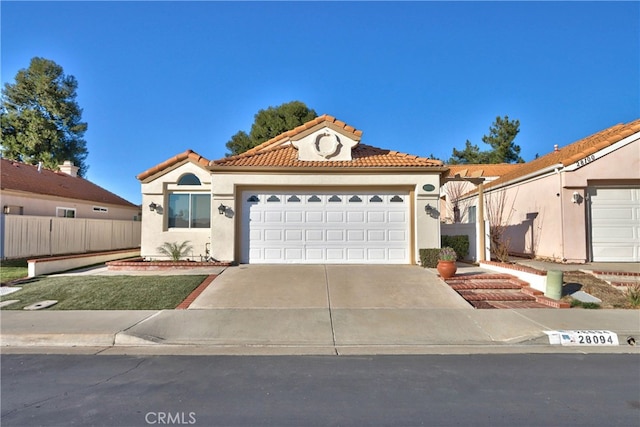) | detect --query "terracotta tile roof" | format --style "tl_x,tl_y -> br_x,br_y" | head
137,149 -> 210,181
244,114 -> 364,155
484,118 -> 640,190
445,164 -> 522,179
1,158 -> 137,208
211,114 -> 442,169
211,143 -> 443,168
